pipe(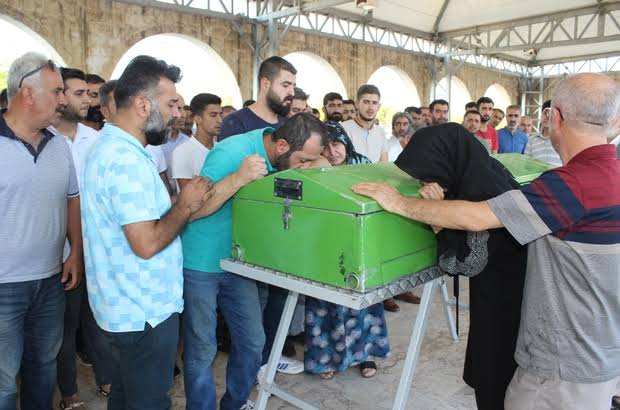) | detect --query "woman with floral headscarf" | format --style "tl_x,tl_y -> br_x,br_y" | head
303,121 -> 389,380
